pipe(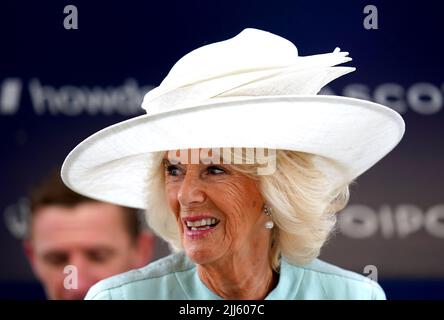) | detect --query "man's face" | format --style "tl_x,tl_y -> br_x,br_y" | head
26,202 -> 143,300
